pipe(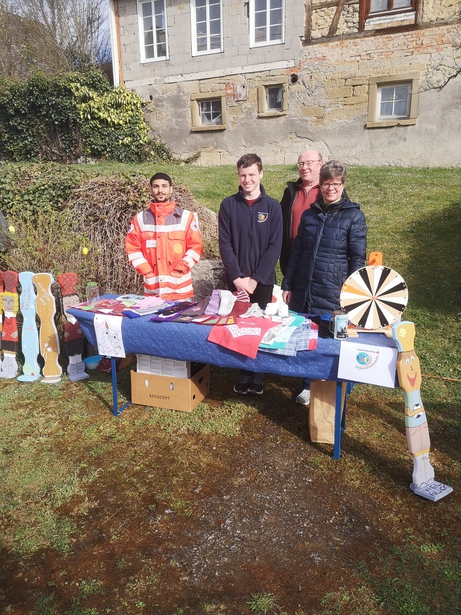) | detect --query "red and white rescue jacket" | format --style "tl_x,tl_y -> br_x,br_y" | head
126,200 -> 203,300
